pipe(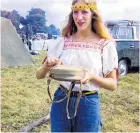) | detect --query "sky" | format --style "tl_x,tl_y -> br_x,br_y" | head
1,0 -> 140,29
